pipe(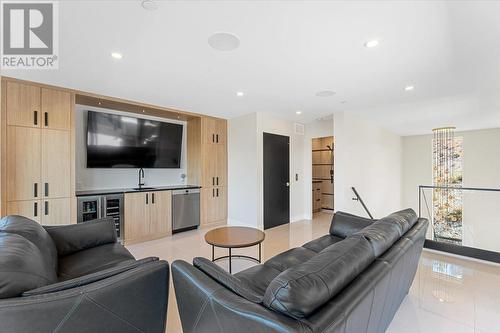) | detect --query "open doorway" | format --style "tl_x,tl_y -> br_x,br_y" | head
312,136 -> 334,215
